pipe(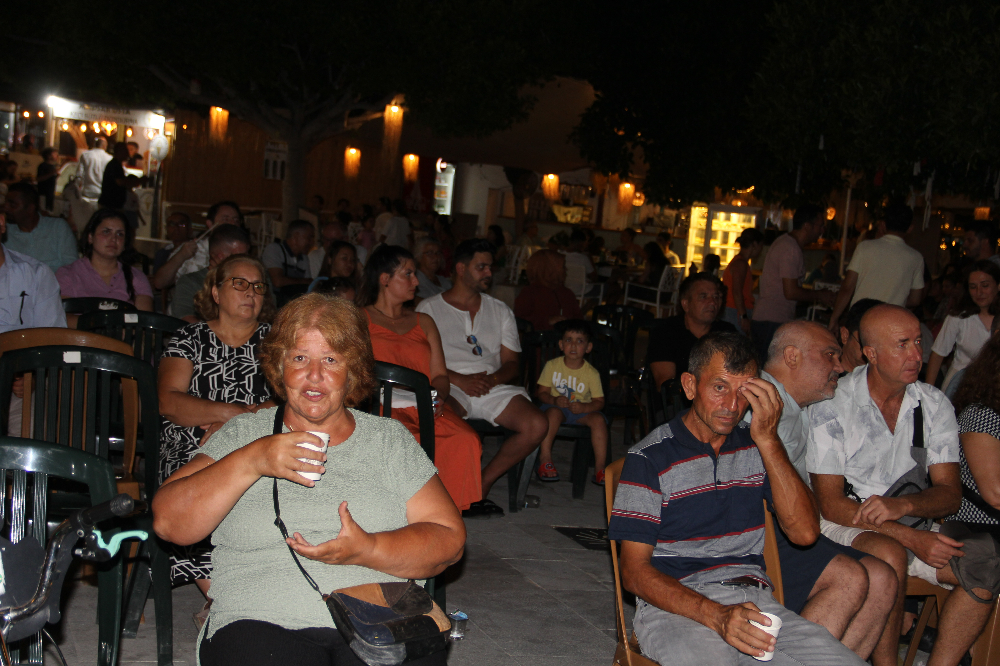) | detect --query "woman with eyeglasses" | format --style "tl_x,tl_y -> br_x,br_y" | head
359,244 -> 483,512
157,254 -> 276,623
56,209 -> 154,326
